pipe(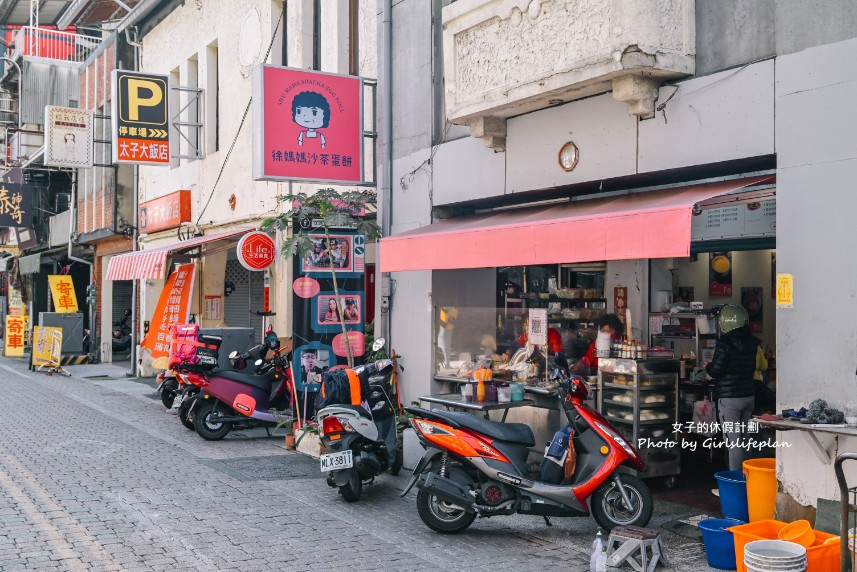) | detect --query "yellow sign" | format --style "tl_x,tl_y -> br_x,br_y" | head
4,315 -> 25,357
776,273 -> 794,308
48,275 -> 79,313
32,326 -> 62,367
